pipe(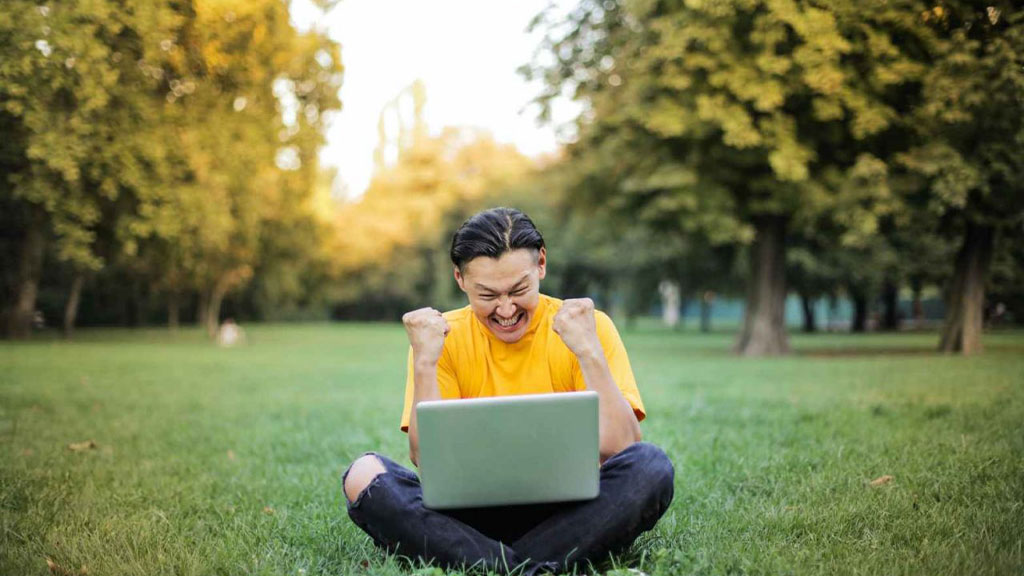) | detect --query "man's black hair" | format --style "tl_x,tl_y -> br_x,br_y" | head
450,207 -> 545,271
